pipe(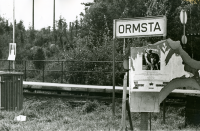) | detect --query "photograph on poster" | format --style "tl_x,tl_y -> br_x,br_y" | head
142,49 -> 160,70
